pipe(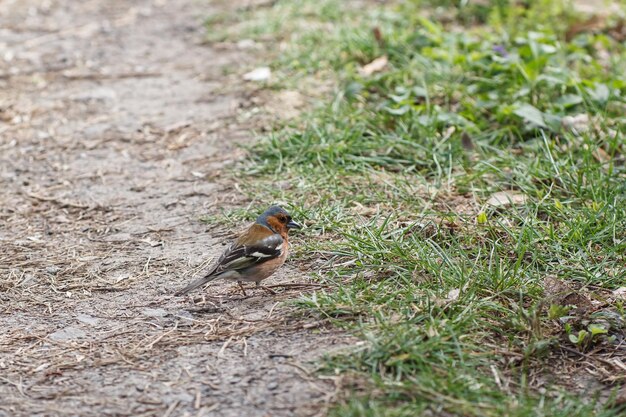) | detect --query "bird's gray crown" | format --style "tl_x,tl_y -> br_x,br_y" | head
256,205 -> 290,227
